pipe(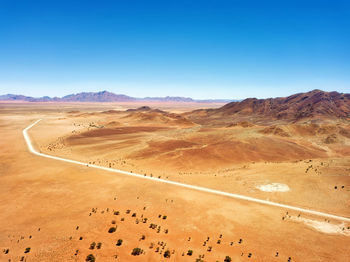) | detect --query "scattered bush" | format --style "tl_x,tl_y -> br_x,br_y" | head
164,250 -> 171,258
224,256 -> 232,262
108,227 -> 116,233
116,239 -> 123,246
86,254 -> 95,262
131,247 -> 142,256
187,250 -> 193,256
96,242 -> 102,249
89,242 -> 96,250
